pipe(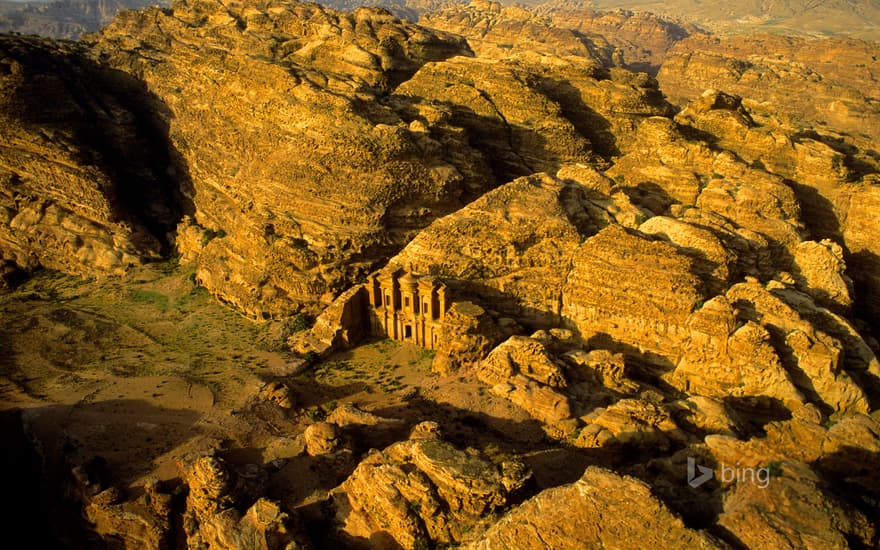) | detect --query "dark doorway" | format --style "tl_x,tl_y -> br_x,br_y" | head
405,325 -> 412,340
